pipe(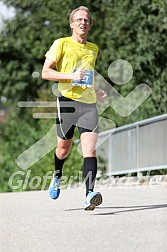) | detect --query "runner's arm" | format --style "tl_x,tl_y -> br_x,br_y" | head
42,58 -> 84,81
